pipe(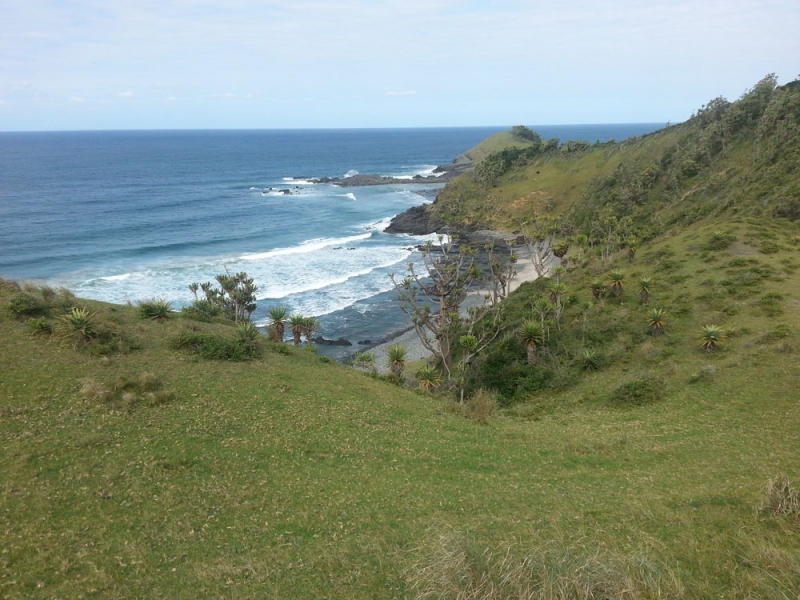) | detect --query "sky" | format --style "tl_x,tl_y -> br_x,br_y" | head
1,0 -> 798,131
